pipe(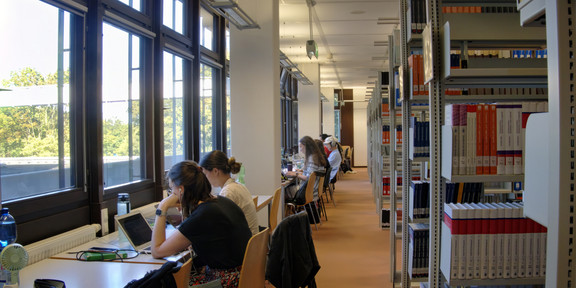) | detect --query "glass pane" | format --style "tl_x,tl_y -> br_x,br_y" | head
0,0 -> 74,201
225,75 -> 231,155
225,28 -> 230,61
163,0 -> 184,34
200,8 -> 214,51
118,0 -> 141,12
102,23 -> 144,188
163,51 -> 185,169
199,64 -> 215,158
